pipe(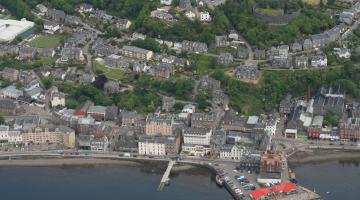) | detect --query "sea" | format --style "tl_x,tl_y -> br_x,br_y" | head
0,163 -> 233,200
0,159 -> 358,200
293,159 -> 360,200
